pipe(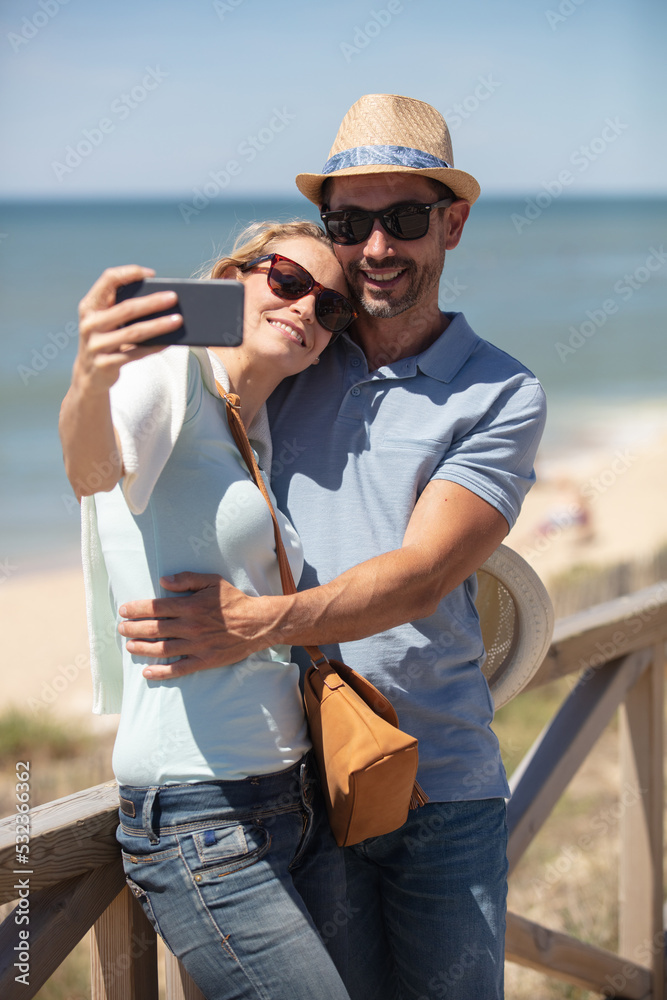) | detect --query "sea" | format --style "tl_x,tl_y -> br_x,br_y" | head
1,196 -> 666,575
